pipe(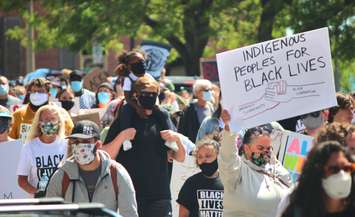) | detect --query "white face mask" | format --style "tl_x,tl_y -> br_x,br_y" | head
72,143 -> 96,165
322,170 -> 352,199
30,92 -> 48,106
